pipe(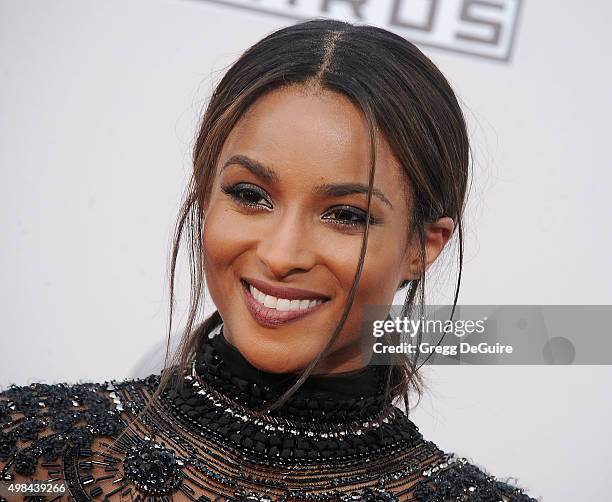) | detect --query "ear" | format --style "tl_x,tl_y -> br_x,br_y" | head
400,217 -> 455,280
